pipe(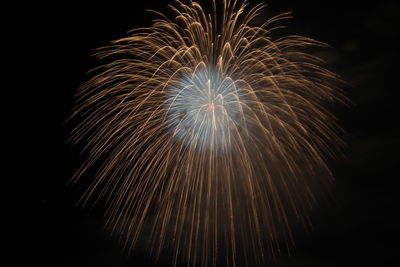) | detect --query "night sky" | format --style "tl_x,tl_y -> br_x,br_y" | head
29,0 -> 399,266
